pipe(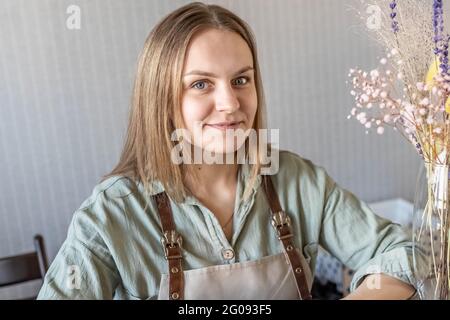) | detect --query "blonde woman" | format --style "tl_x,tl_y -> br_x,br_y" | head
38,2 -> 421,300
